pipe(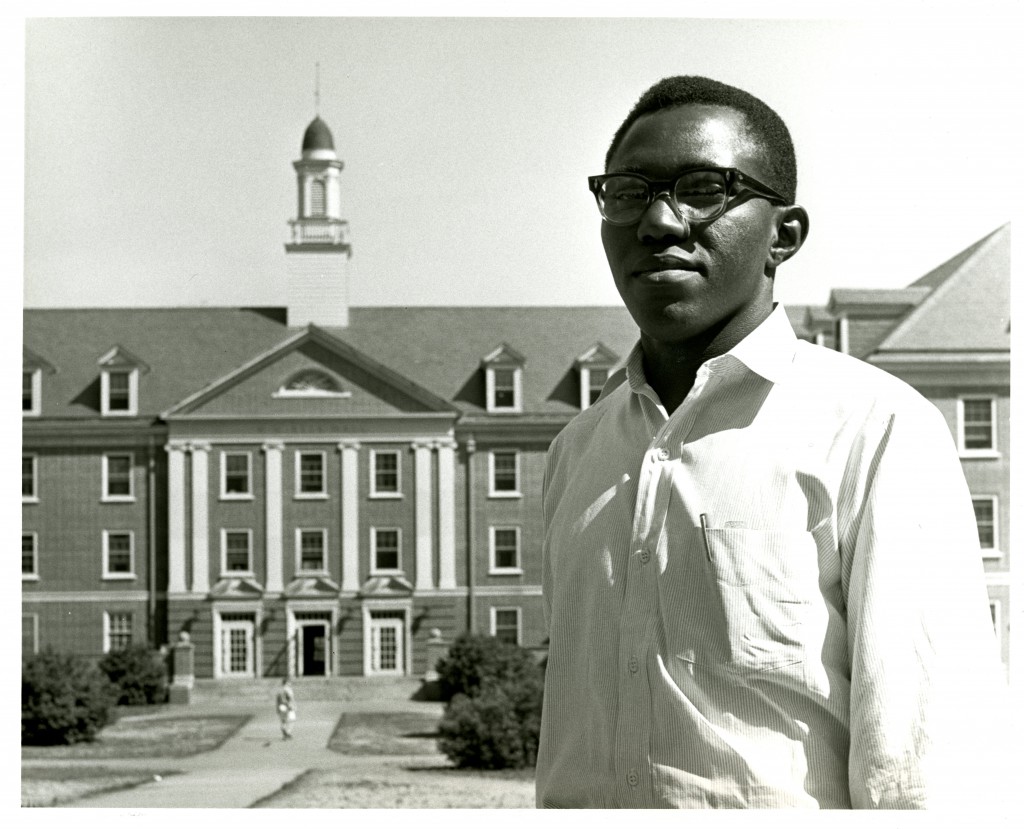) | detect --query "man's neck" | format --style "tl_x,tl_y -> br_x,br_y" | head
640,305 -> 774,414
